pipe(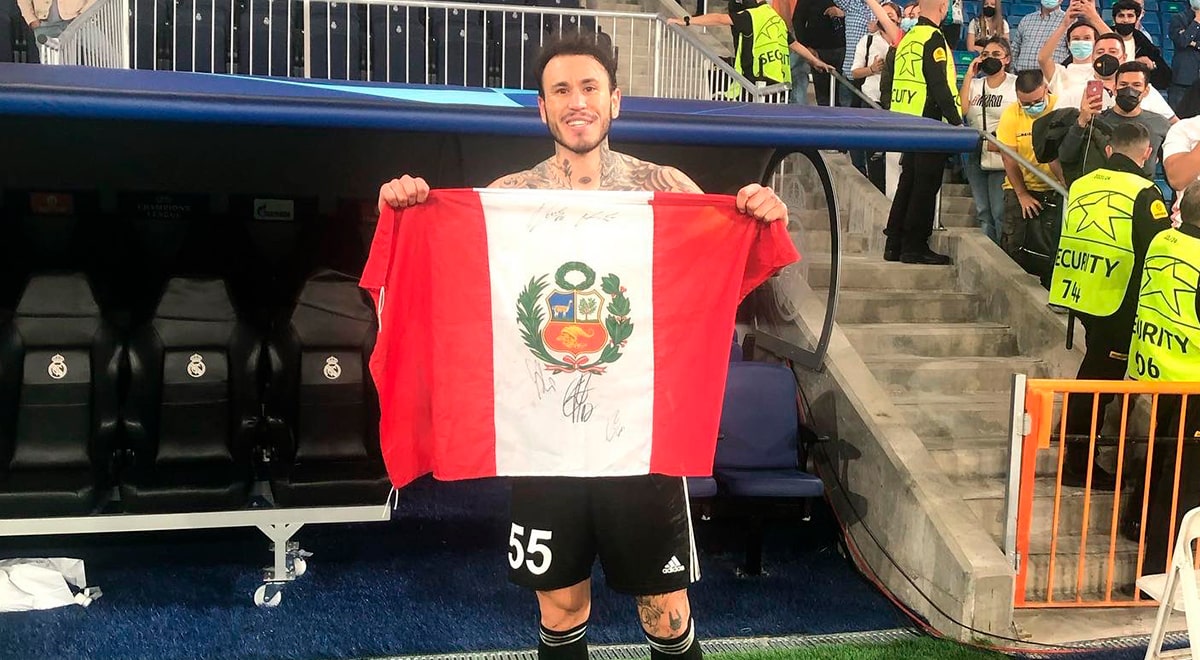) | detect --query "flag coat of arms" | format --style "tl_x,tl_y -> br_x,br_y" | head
360,189 -> 799,487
